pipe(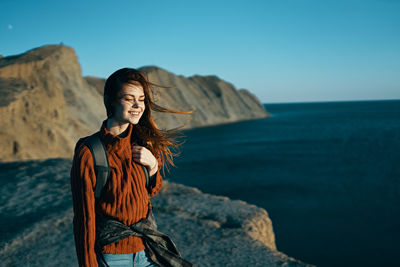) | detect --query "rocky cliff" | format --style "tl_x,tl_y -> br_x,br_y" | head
0,45 -> 269,162
0,159 -> 314,266
131,66 -> 268,130
85,66 -> 269,130
0,45 -> 105,162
